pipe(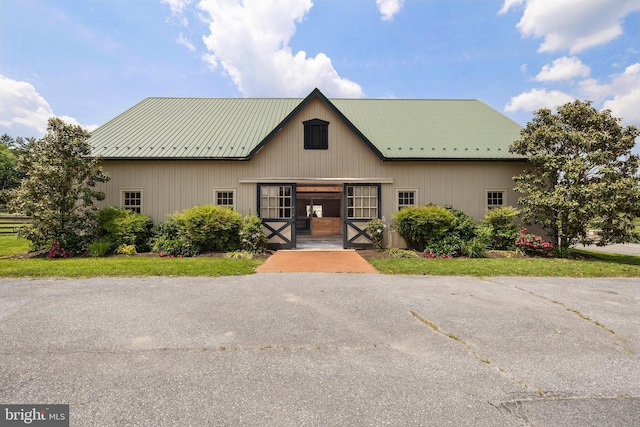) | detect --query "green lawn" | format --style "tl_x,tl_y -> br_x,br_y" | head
0,235 -> 30,257
0,257 -> 261,278
367,250 -> 640,277
2,233 -> 639,278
